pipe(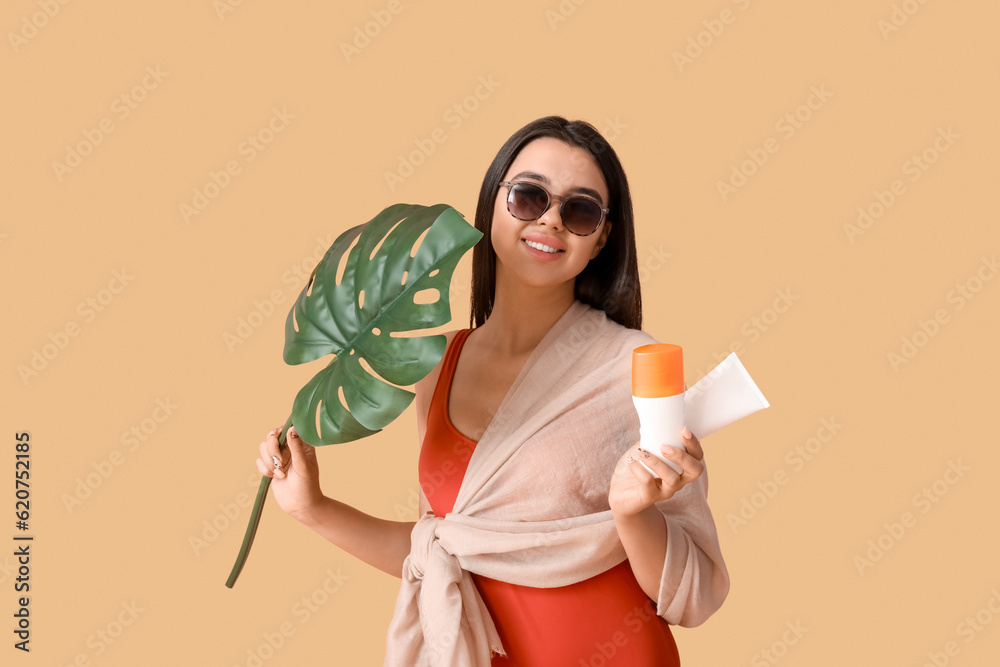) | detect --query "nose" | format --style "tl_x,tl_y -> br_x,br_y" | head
536,199 -> 564,231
